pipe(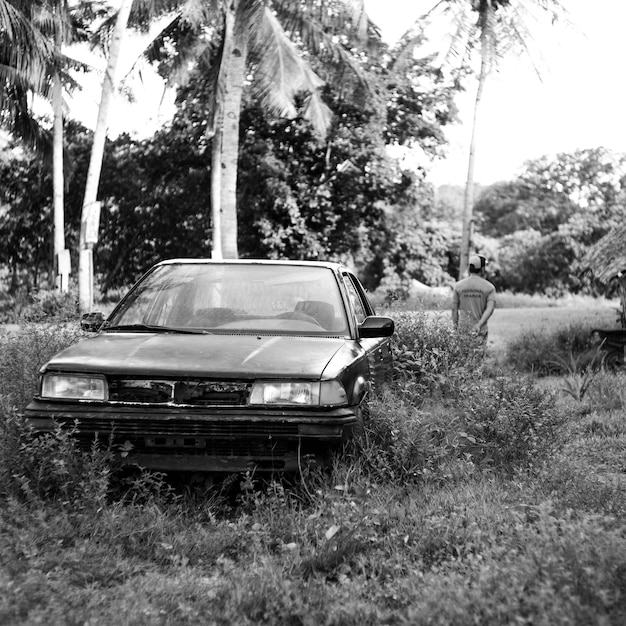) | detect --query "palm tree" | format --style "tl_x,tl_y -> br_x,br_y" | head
126,0 -> 376,259
0,1 -> 54,152
78,0 -> 133,311
1,0 -> 86,290
423,0 -> 565,277
73,0 -> 376,308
